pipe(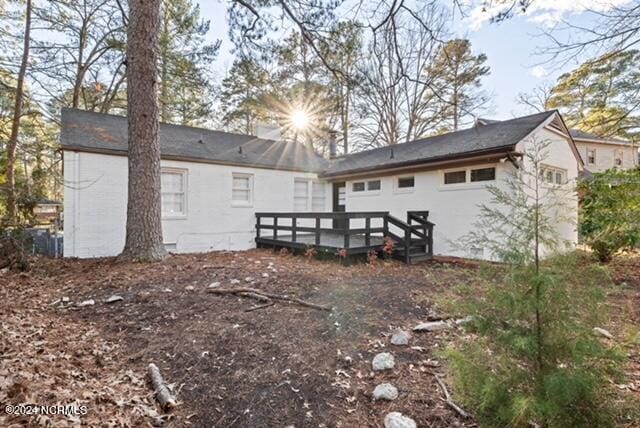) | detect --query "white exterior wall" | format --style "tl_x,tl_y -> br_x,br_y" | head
340,162 -> 514,259
64,151 -> 327,258
574,140 -> 638,172
341,126 -> 580,259
518,127 -> 580,252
